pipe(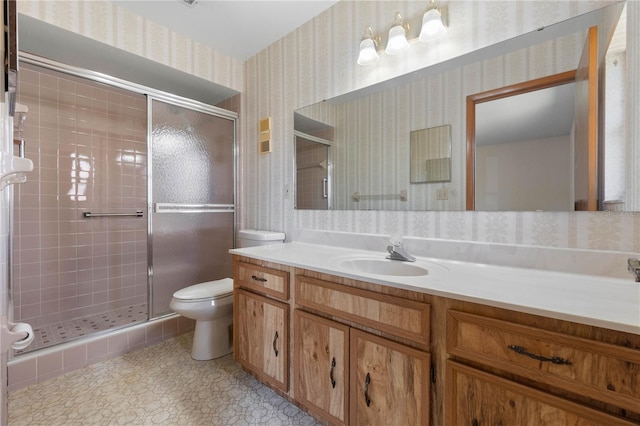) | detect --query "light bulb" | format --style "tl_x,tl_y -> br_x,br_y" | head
385,12 -> 409,55
357,27 -> 379,66
419,4 -> 446,41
